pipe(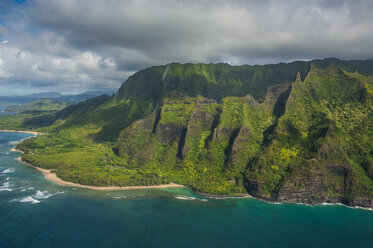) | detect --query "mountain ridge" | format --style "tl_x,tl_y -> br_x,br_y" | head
7,58 -> 373,208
